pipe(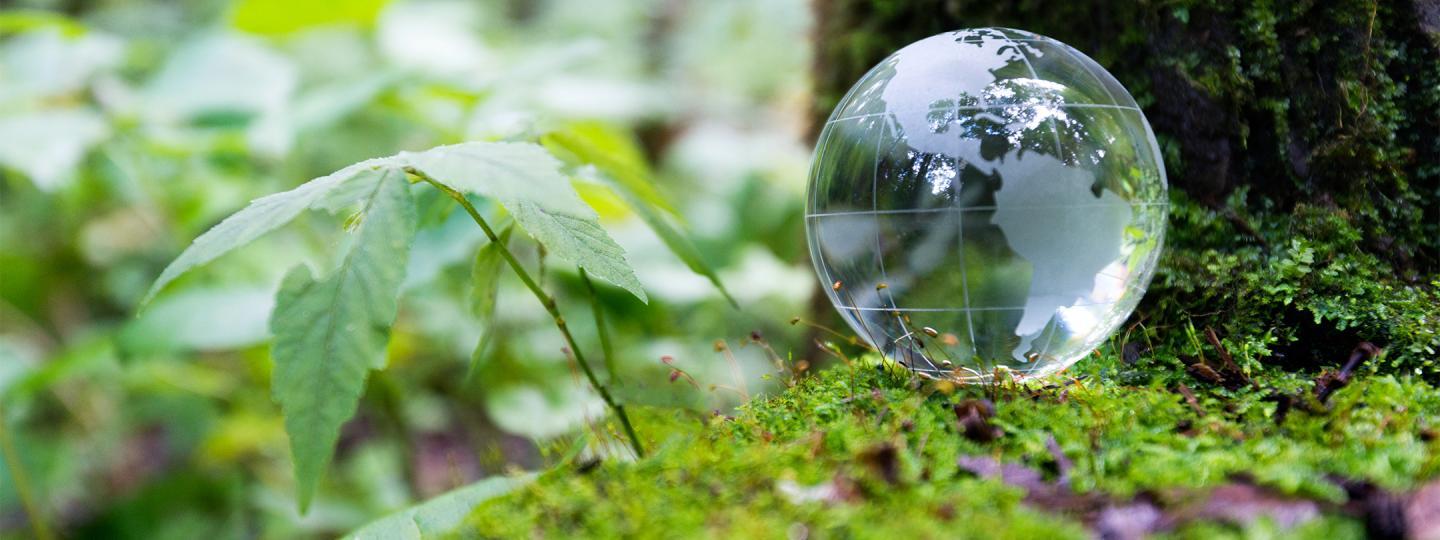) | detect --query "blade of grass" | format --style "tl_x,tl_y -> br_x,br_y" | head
580,268 -> 619,384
